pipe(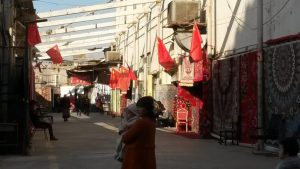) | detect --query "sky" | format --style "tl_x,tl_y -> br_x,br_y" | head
33,0 -> 108,13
